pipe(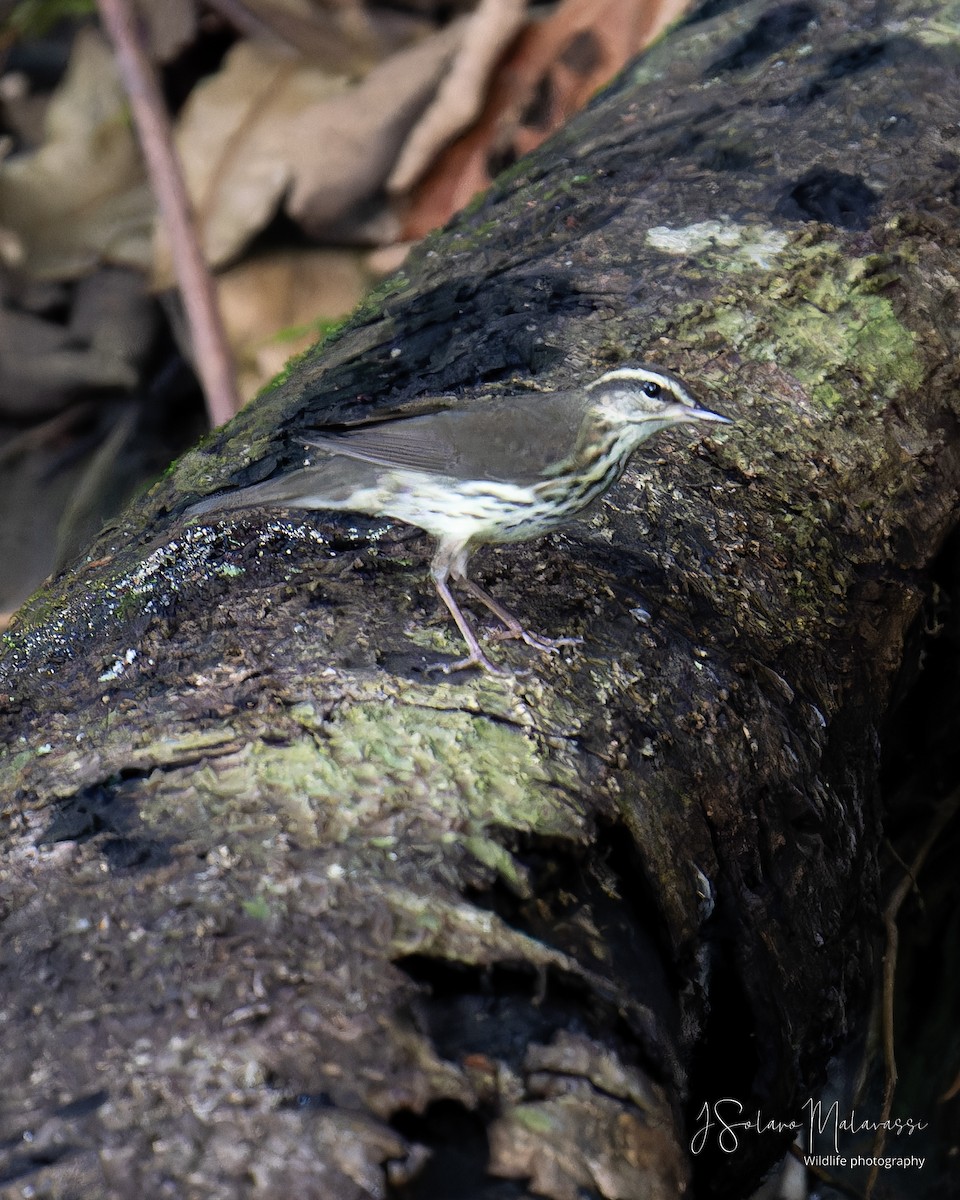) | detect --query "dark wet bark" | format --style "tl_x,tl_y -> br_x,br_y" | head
2,1 -> 960,1197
